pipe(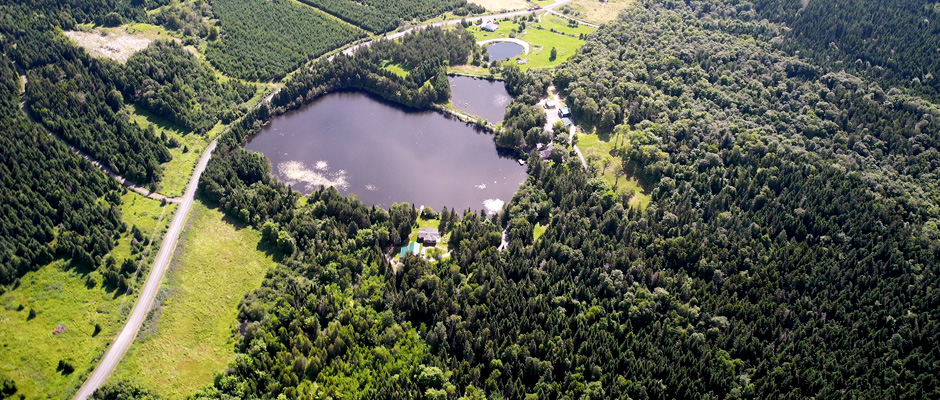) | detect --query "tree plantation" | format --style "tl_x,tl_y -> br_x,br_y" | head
1,0 -> 938,398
